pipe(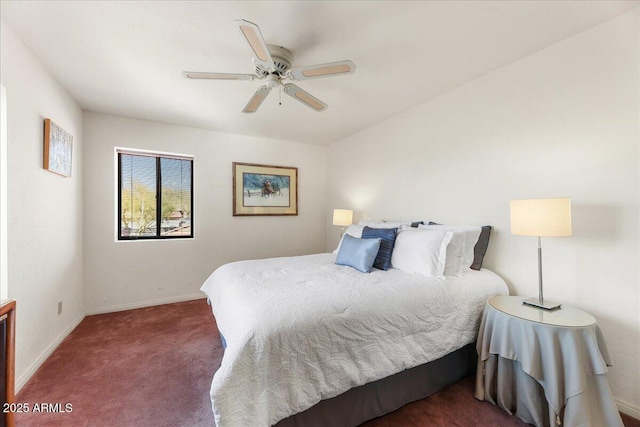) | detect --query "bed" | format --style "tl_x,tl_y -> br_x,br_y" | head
200,244 -> 508,427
